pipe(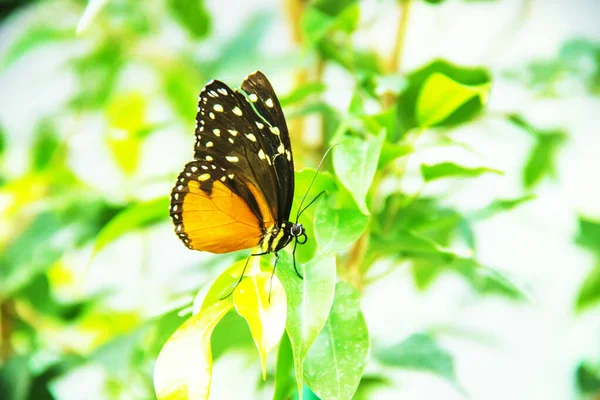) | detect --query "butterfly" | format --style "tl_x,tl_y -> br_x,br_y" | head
169,71 -> 322,287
